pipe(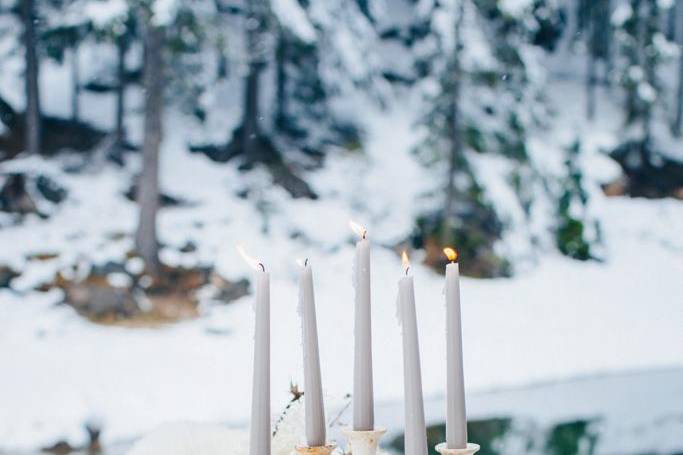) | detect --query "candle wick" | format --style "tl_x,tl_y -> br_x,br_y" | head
405,266 -> 410,276
304,258 -> 309,267
362,230 -> 367,239
258,262 -> 265,272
